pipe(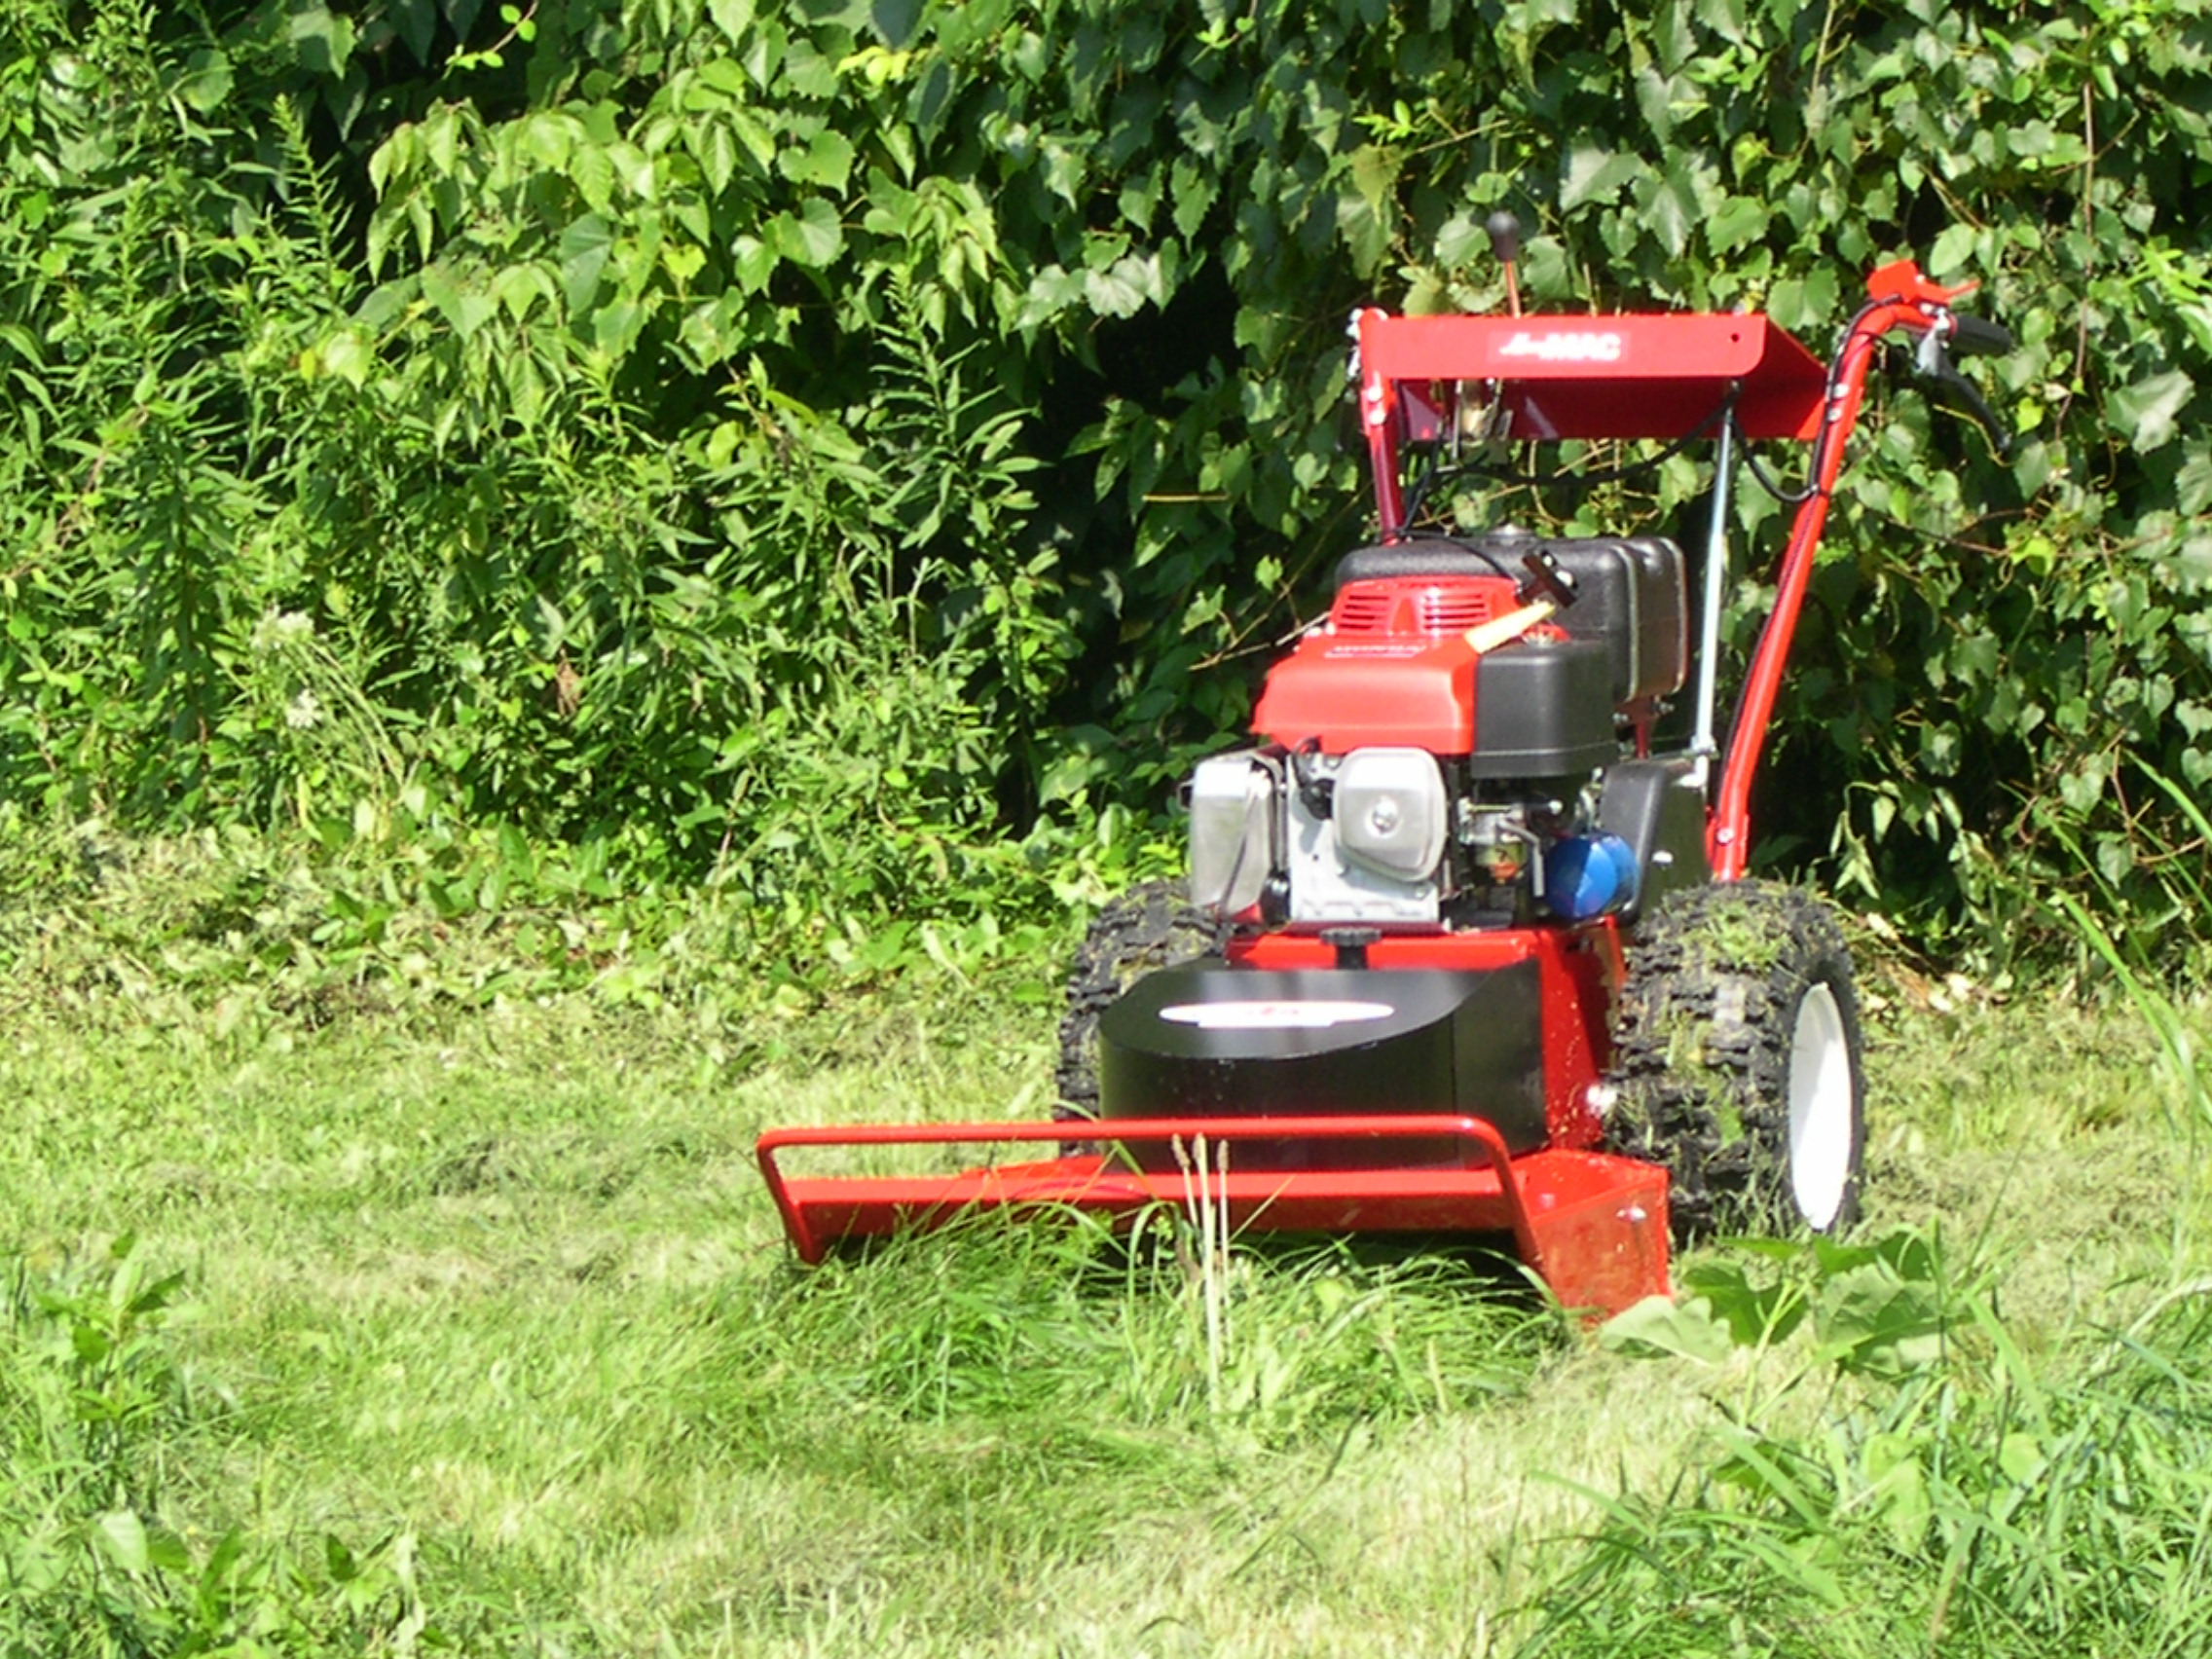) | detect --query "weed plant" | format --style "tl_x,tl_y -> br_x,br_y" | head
1524,1253 -> 2212,1658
